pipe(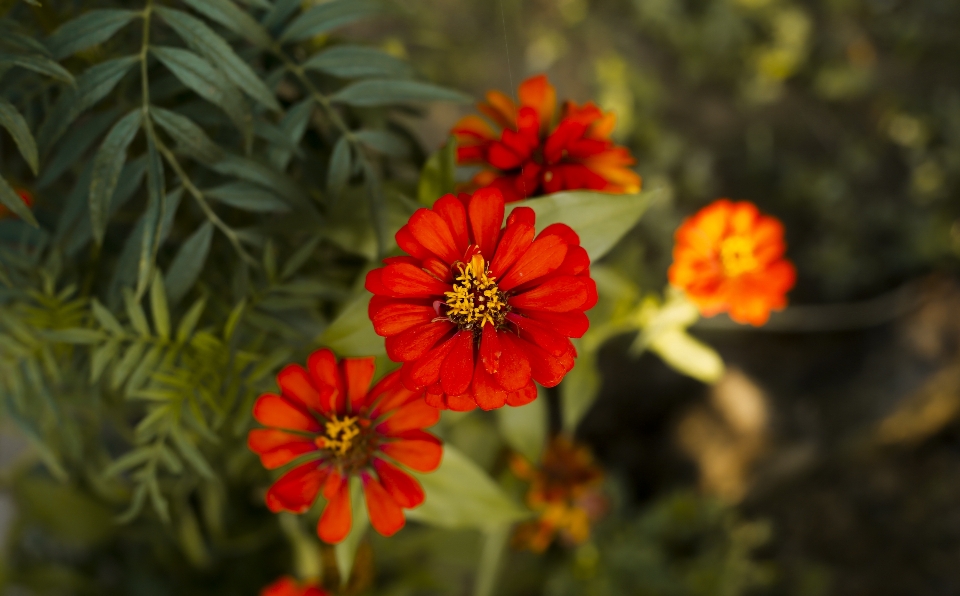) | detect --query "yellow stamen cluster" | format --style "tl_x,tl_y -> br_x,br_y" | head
318,415 -> 361,457
444,254 -> 507,330
719,236 -> 760,277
